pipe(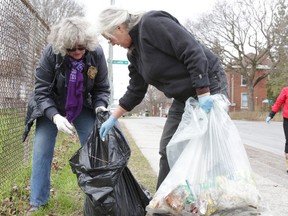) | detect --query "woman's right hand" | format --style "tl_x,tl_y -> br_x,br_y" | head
266,116 -> 271,124
99,116 -> 117,141
53,114 -> 74,135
